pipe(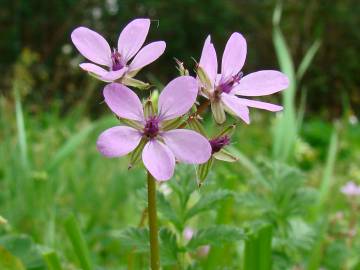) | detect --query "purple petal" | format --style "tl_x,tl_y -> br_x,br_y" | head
71,27 -> 112,66
162,129 -> 211,164
158,76 -> 198,121
236,98 -> 283,111
221,93 -> 250,124
100,67 -> 128,82
221,32 -> 247,80
129,41 -> 166,73
97,126 -> 141,157
232,70 -> 289,96
118,18 -> 150,62
142,140 -> 175,181
79,63 -> 107,77
199,35 -> 218,87
103,83 -> 144,121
